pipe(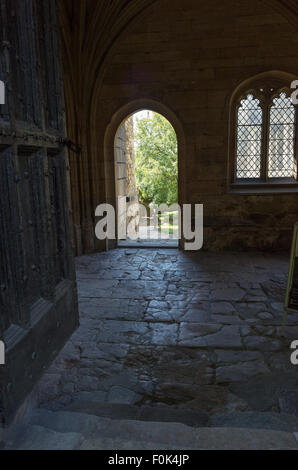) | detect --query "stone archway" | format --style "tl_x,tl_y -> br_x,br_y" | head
104,99 -> 187,251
